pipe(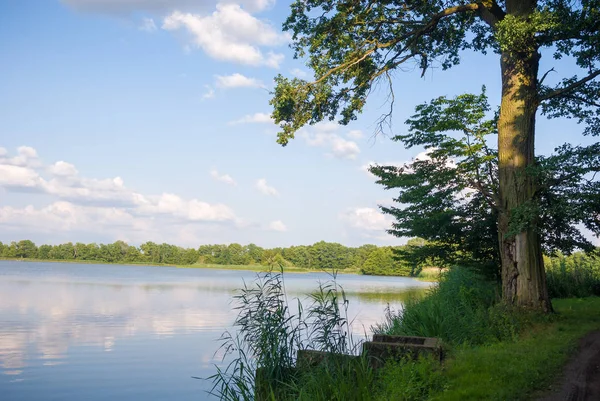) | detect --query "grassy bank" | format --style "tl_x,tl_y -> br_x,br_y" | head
374,268 -> 600,400
212,267 -> 600,401
427,297 -> 600,400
